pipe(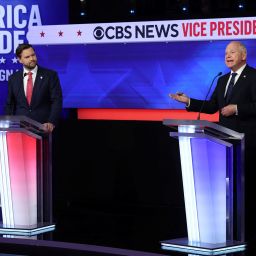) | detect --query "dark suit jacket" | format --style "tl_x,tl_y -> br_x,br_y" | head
5,66 -> 63,126
188,65 -> 256,142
